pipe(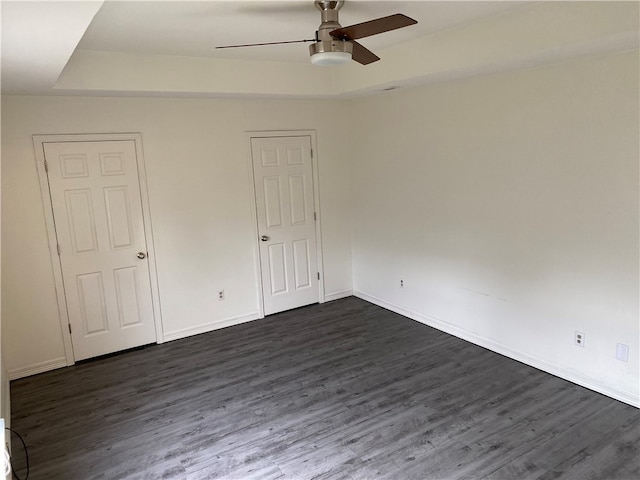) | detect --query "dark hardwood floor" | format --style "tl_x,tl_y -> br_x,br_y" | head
10,297 -> 640,479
